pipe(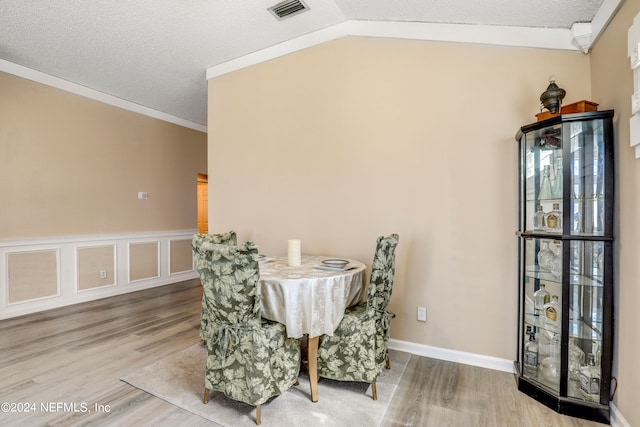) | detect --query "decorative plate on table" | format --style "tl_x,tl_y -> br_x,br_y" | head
322,259 -> 349,268
316,259 -> 353,271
